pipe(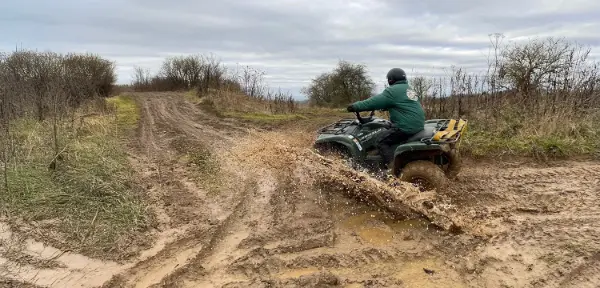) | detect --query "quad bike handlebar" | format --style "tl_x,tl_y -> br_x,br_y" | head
354,110 -> 376,124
